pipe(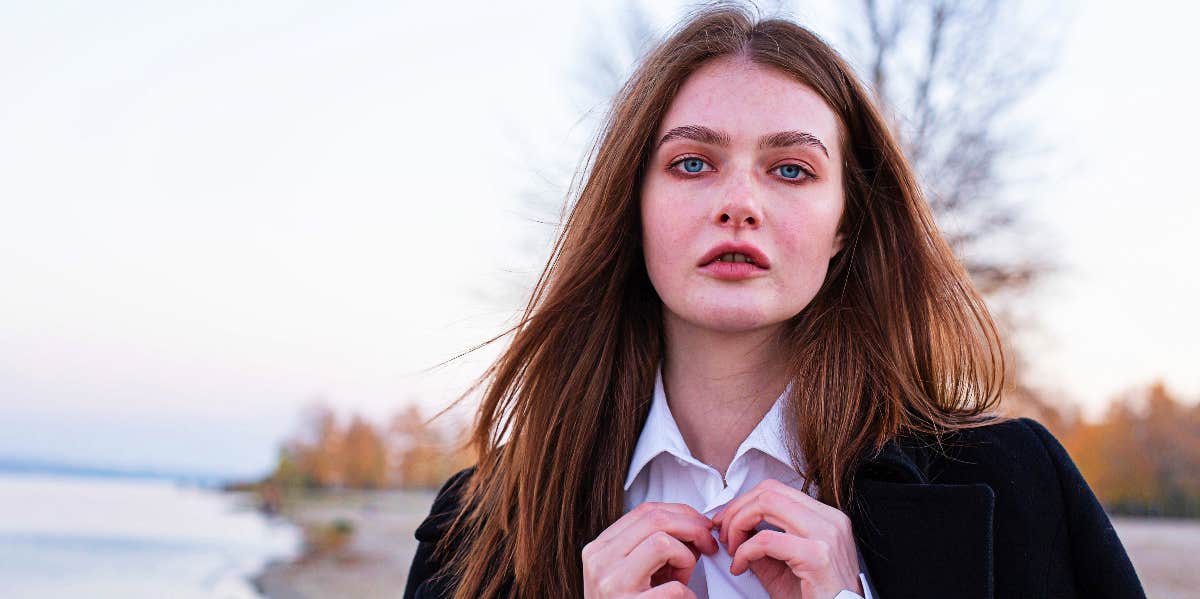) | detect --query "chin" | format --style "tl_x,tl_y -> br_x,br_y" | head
680,304 -> 781,333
